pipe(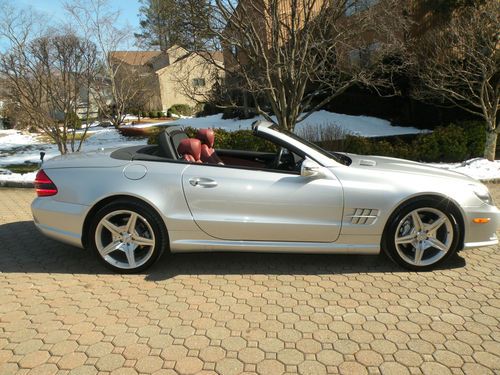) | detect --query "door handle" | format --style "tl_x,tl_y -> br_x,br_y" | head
189,177 -> 218,188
